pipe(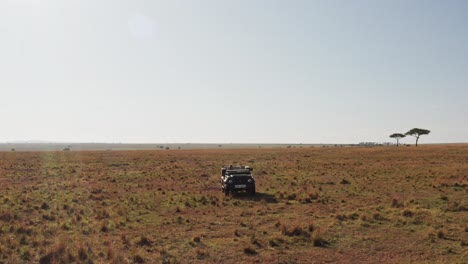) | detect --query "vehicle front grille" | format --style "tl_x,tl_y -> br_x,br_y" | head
231,176 -> 251,184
